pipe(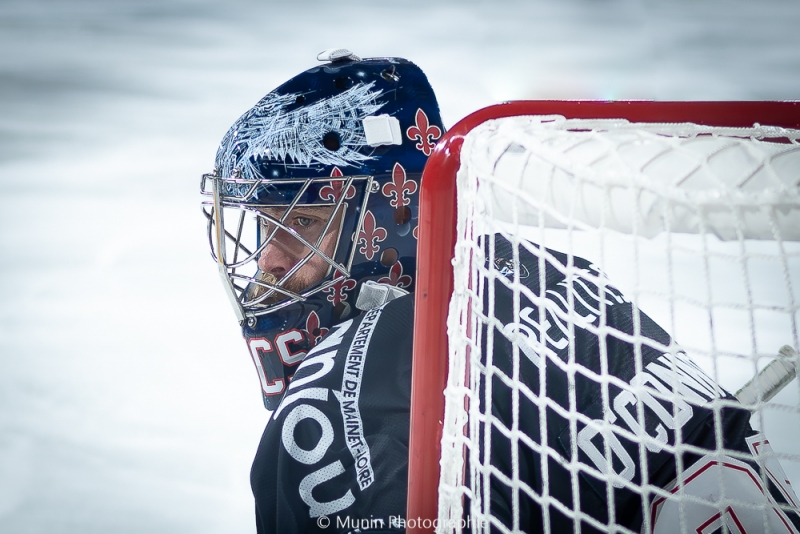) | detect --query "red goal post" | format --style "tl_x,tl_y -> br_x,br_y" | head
407,100 -> 800,533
